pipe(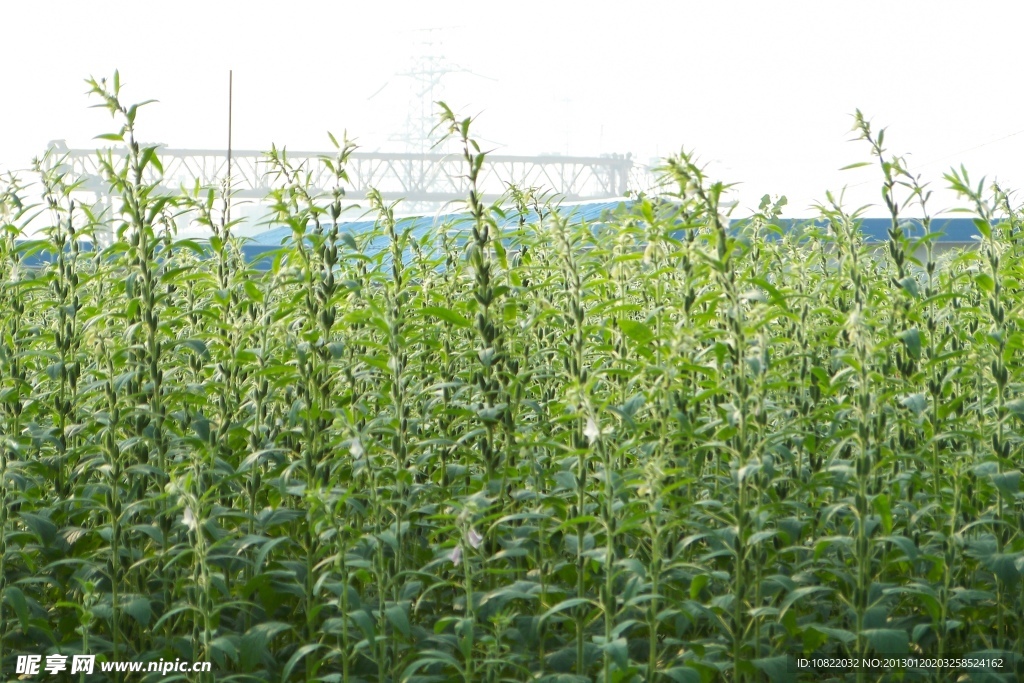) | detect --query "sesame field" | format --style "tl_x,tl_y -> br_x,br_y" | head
1,81 -> 1023,683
